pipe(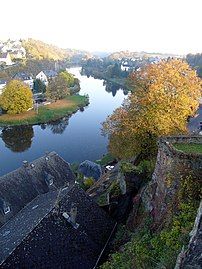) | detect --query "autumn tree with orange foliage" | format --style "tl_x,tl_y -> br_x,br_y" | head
103,59 -> 202,159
